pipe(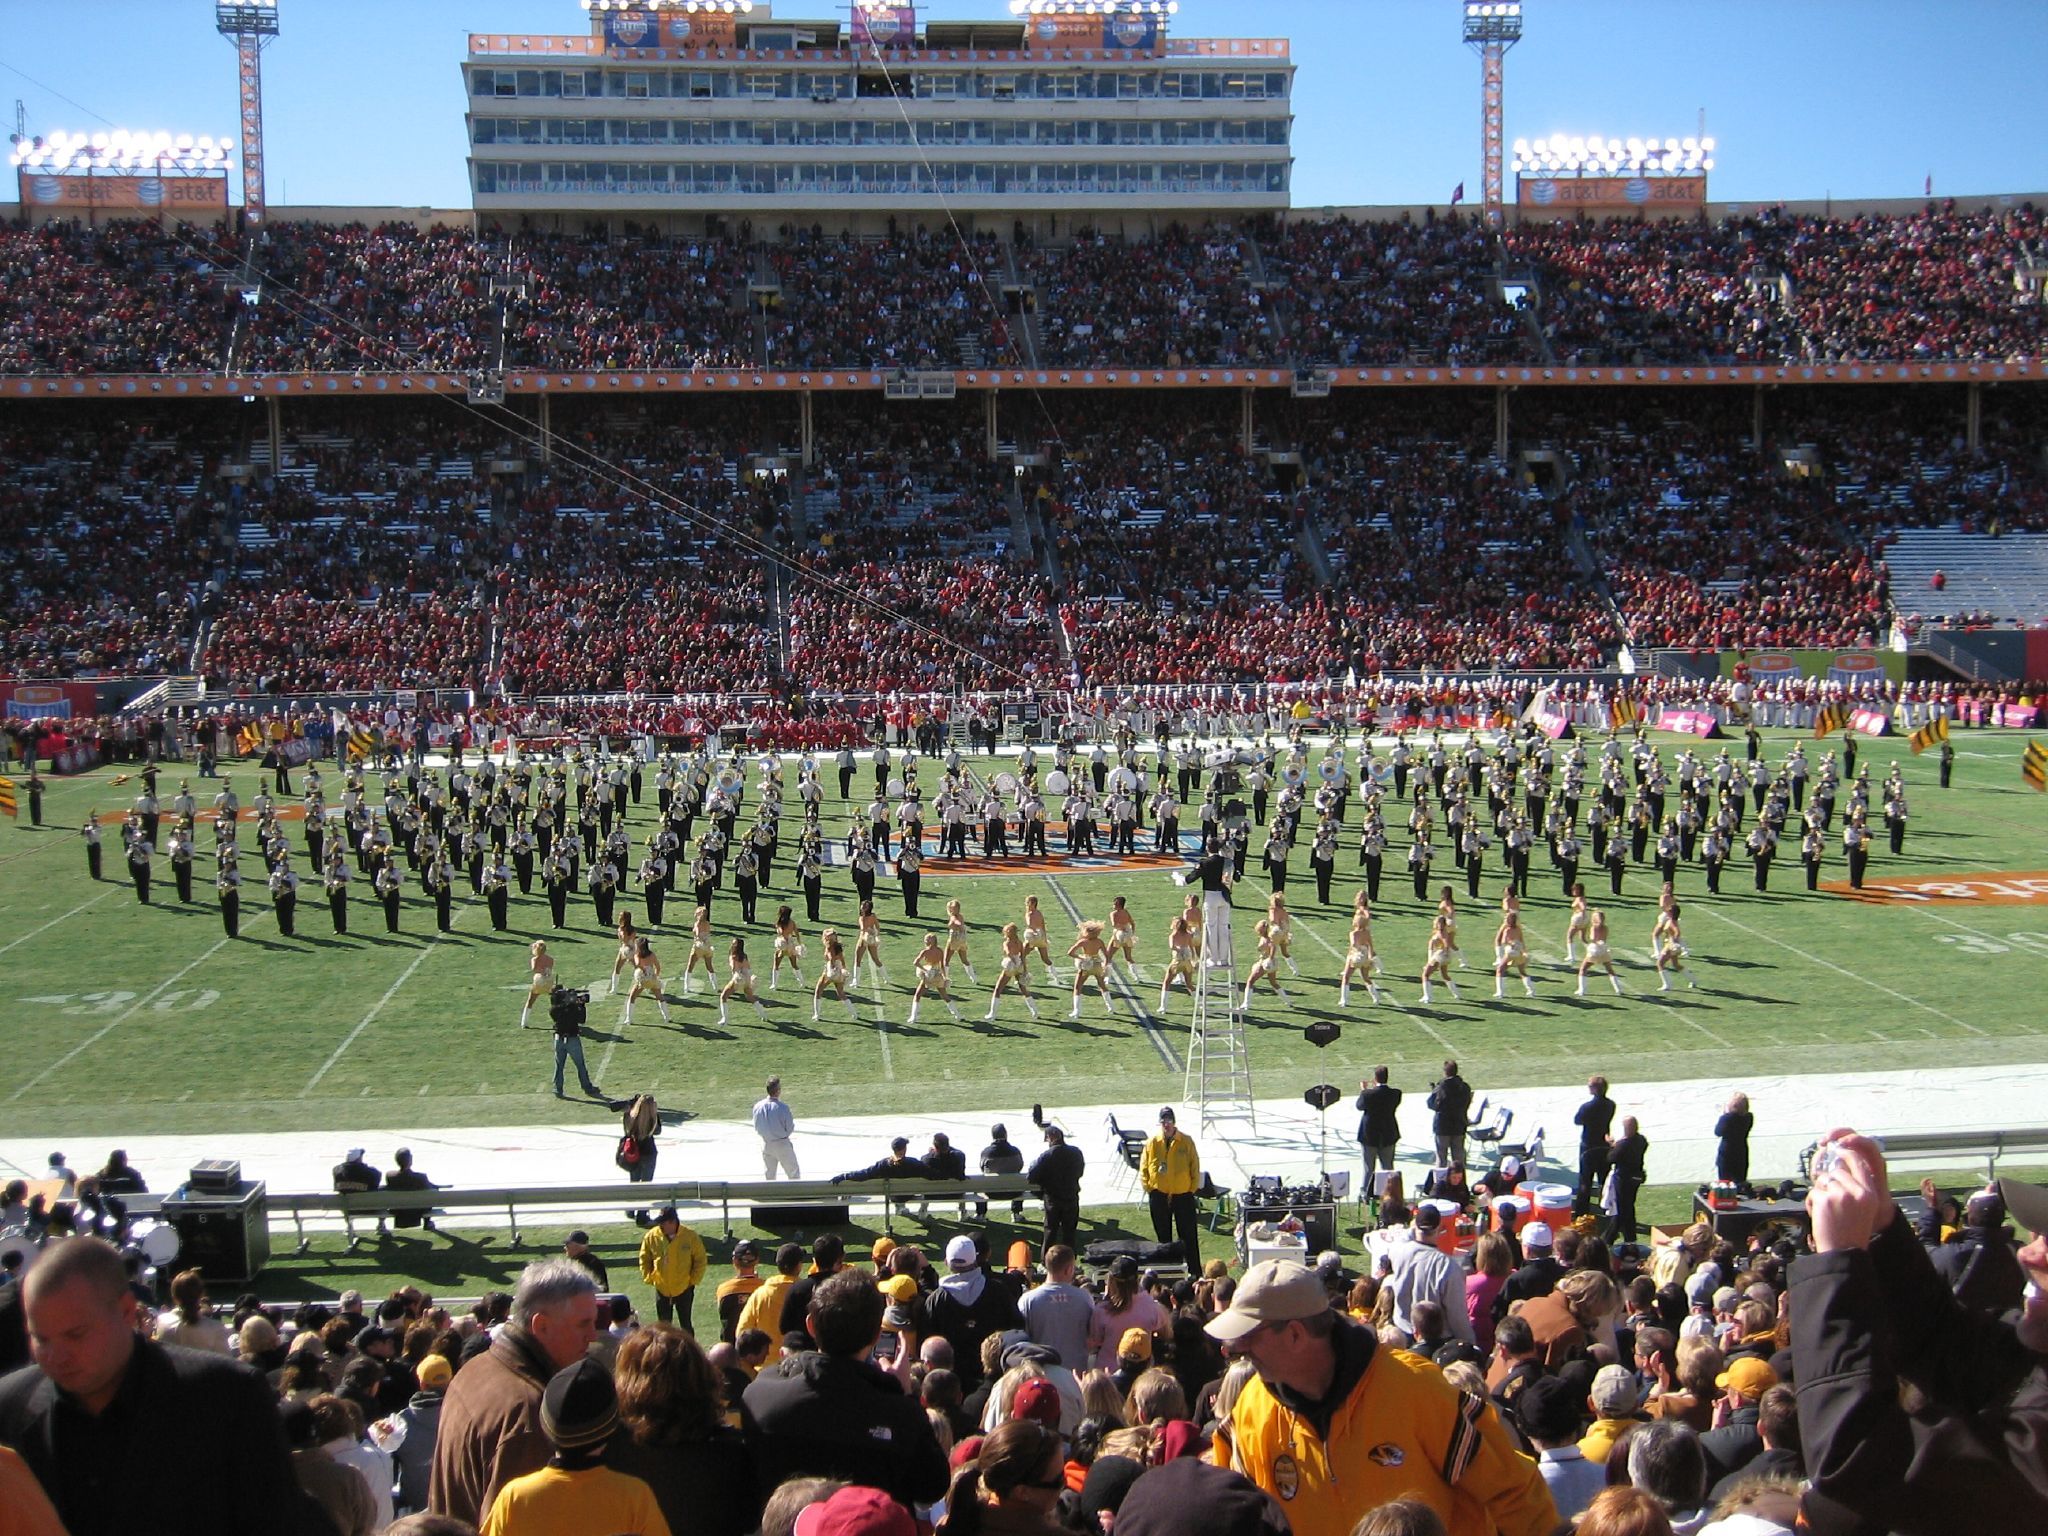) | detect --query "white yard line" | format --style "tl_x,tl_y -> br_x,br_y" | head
11,905 -> 275,1100
1296,917 -> 1459,1052
0,889 -> 115,957
302,902 -> 471,1094
1695,903 -> 1987,1036
1044,875 -> 1179,1070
